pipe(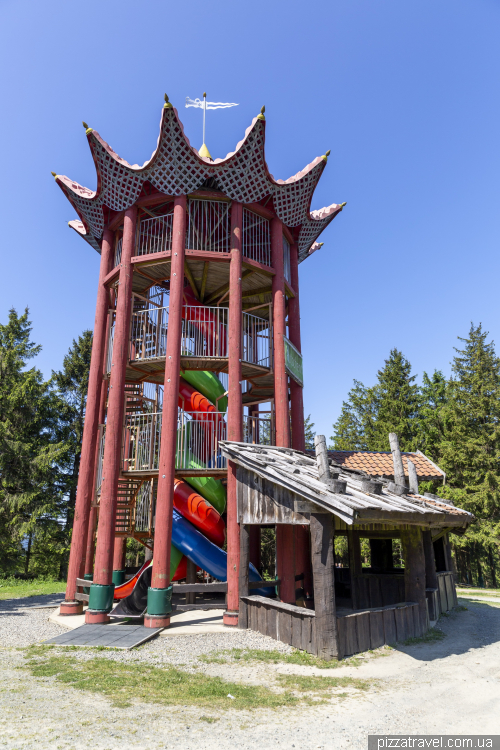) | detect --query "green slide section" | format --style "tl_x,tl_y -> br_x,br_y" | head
177,369 -> 227,514
181,370 -> 228,412
171,544 -> 183,577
